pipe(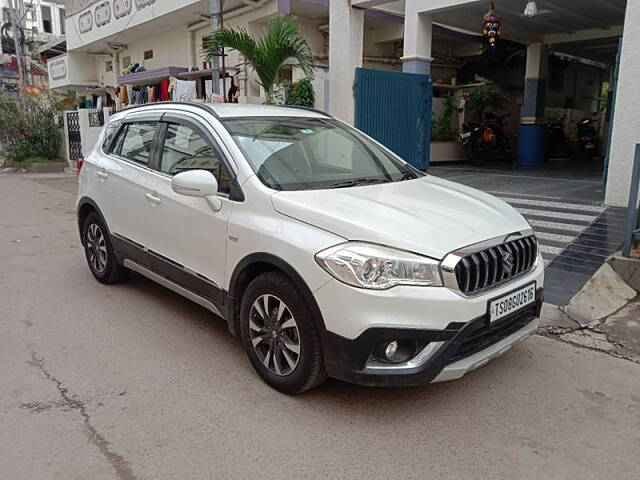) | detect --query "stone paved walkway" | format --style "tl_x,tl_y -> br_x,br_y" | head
429,163 -> 626,306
